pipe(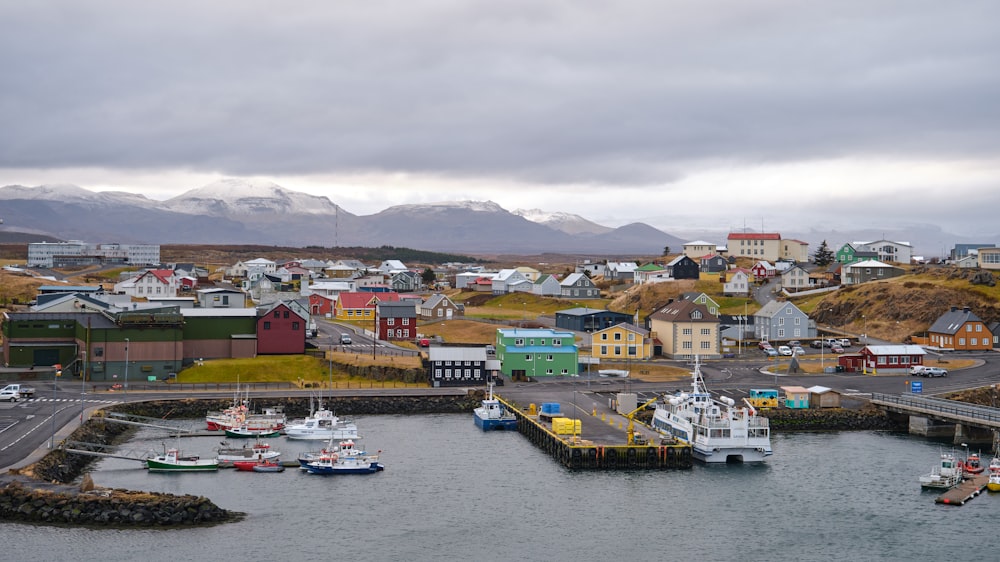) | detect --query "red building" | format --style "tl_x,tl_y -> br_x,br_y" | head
309,293 -> 335,316
376,301 -> 417,341
256,302 -> 306,355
